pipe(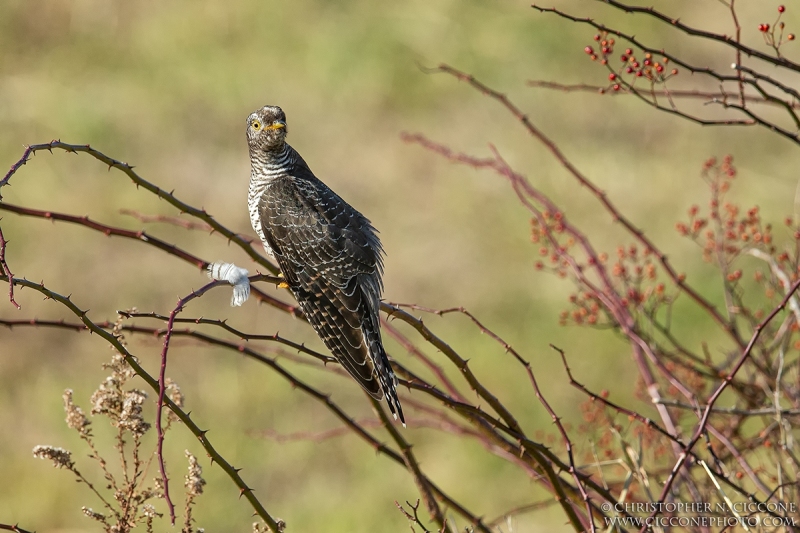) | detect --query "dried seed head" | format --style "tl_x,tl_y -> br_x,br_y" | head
184,451 -> 206,496
104,351 -> 135,382
91,377 -> 123,419
153,476 -> 165,496
82,507 -> 107,523
119,389 -> 151,436
32,445 -> 74,469
166,378 -> 184,422
63,389 -> 91,437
